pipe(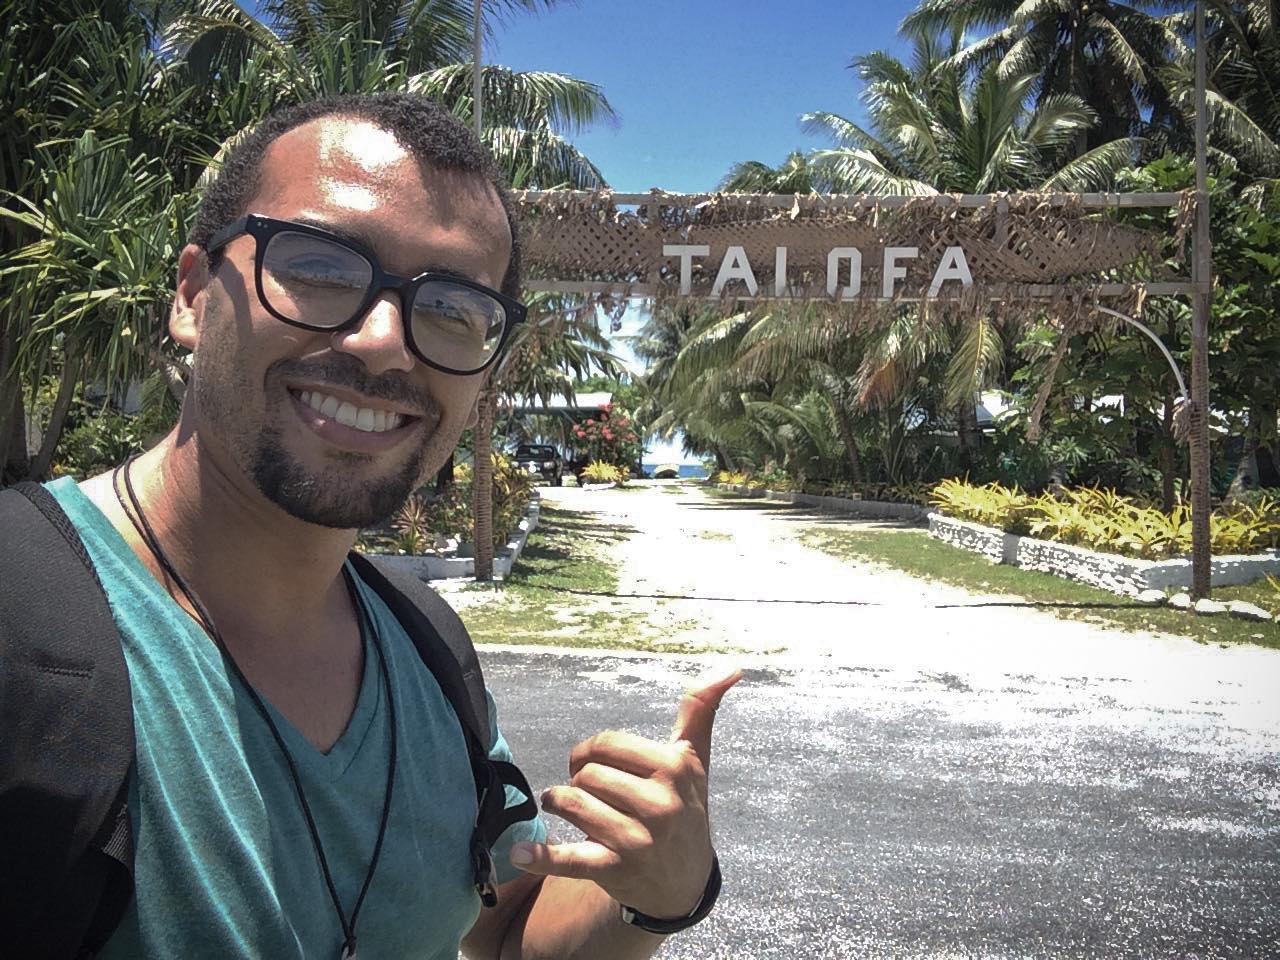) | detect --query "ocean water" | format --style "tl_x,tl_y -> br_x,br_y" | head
642,463 -> 708,478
